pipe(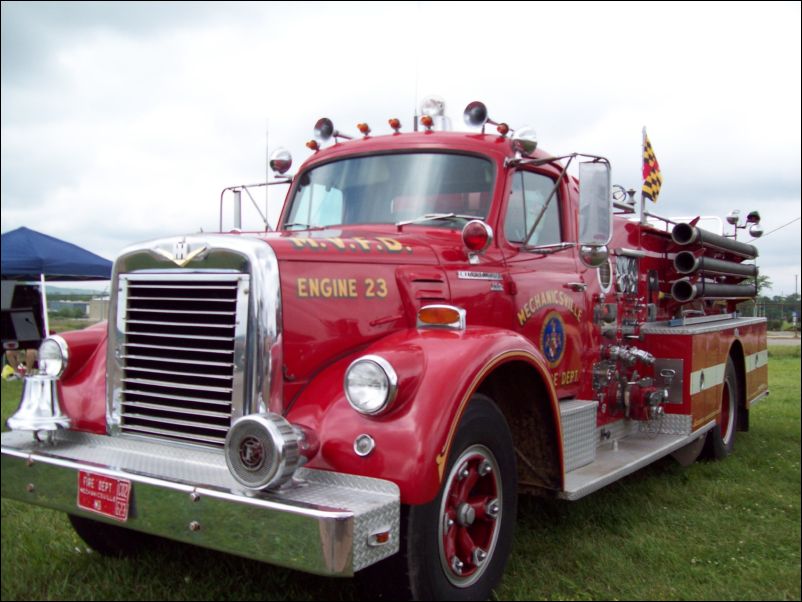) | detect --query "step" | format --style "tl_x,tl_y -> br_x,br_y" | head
559,422 -> 715,501
559,399 -> 598,472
